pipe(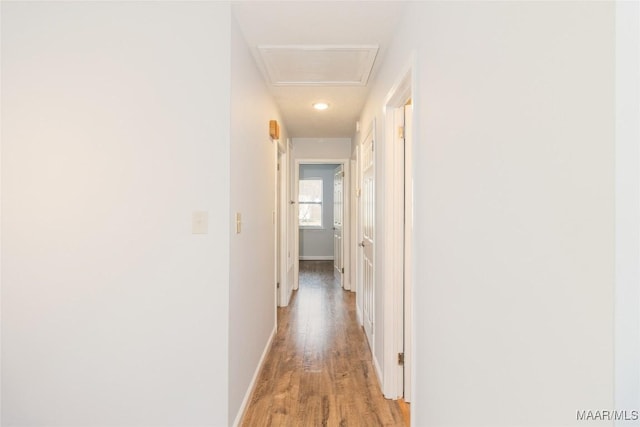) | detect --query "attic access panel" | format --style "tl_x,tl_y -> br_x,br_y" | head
258,45 -> 379,86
